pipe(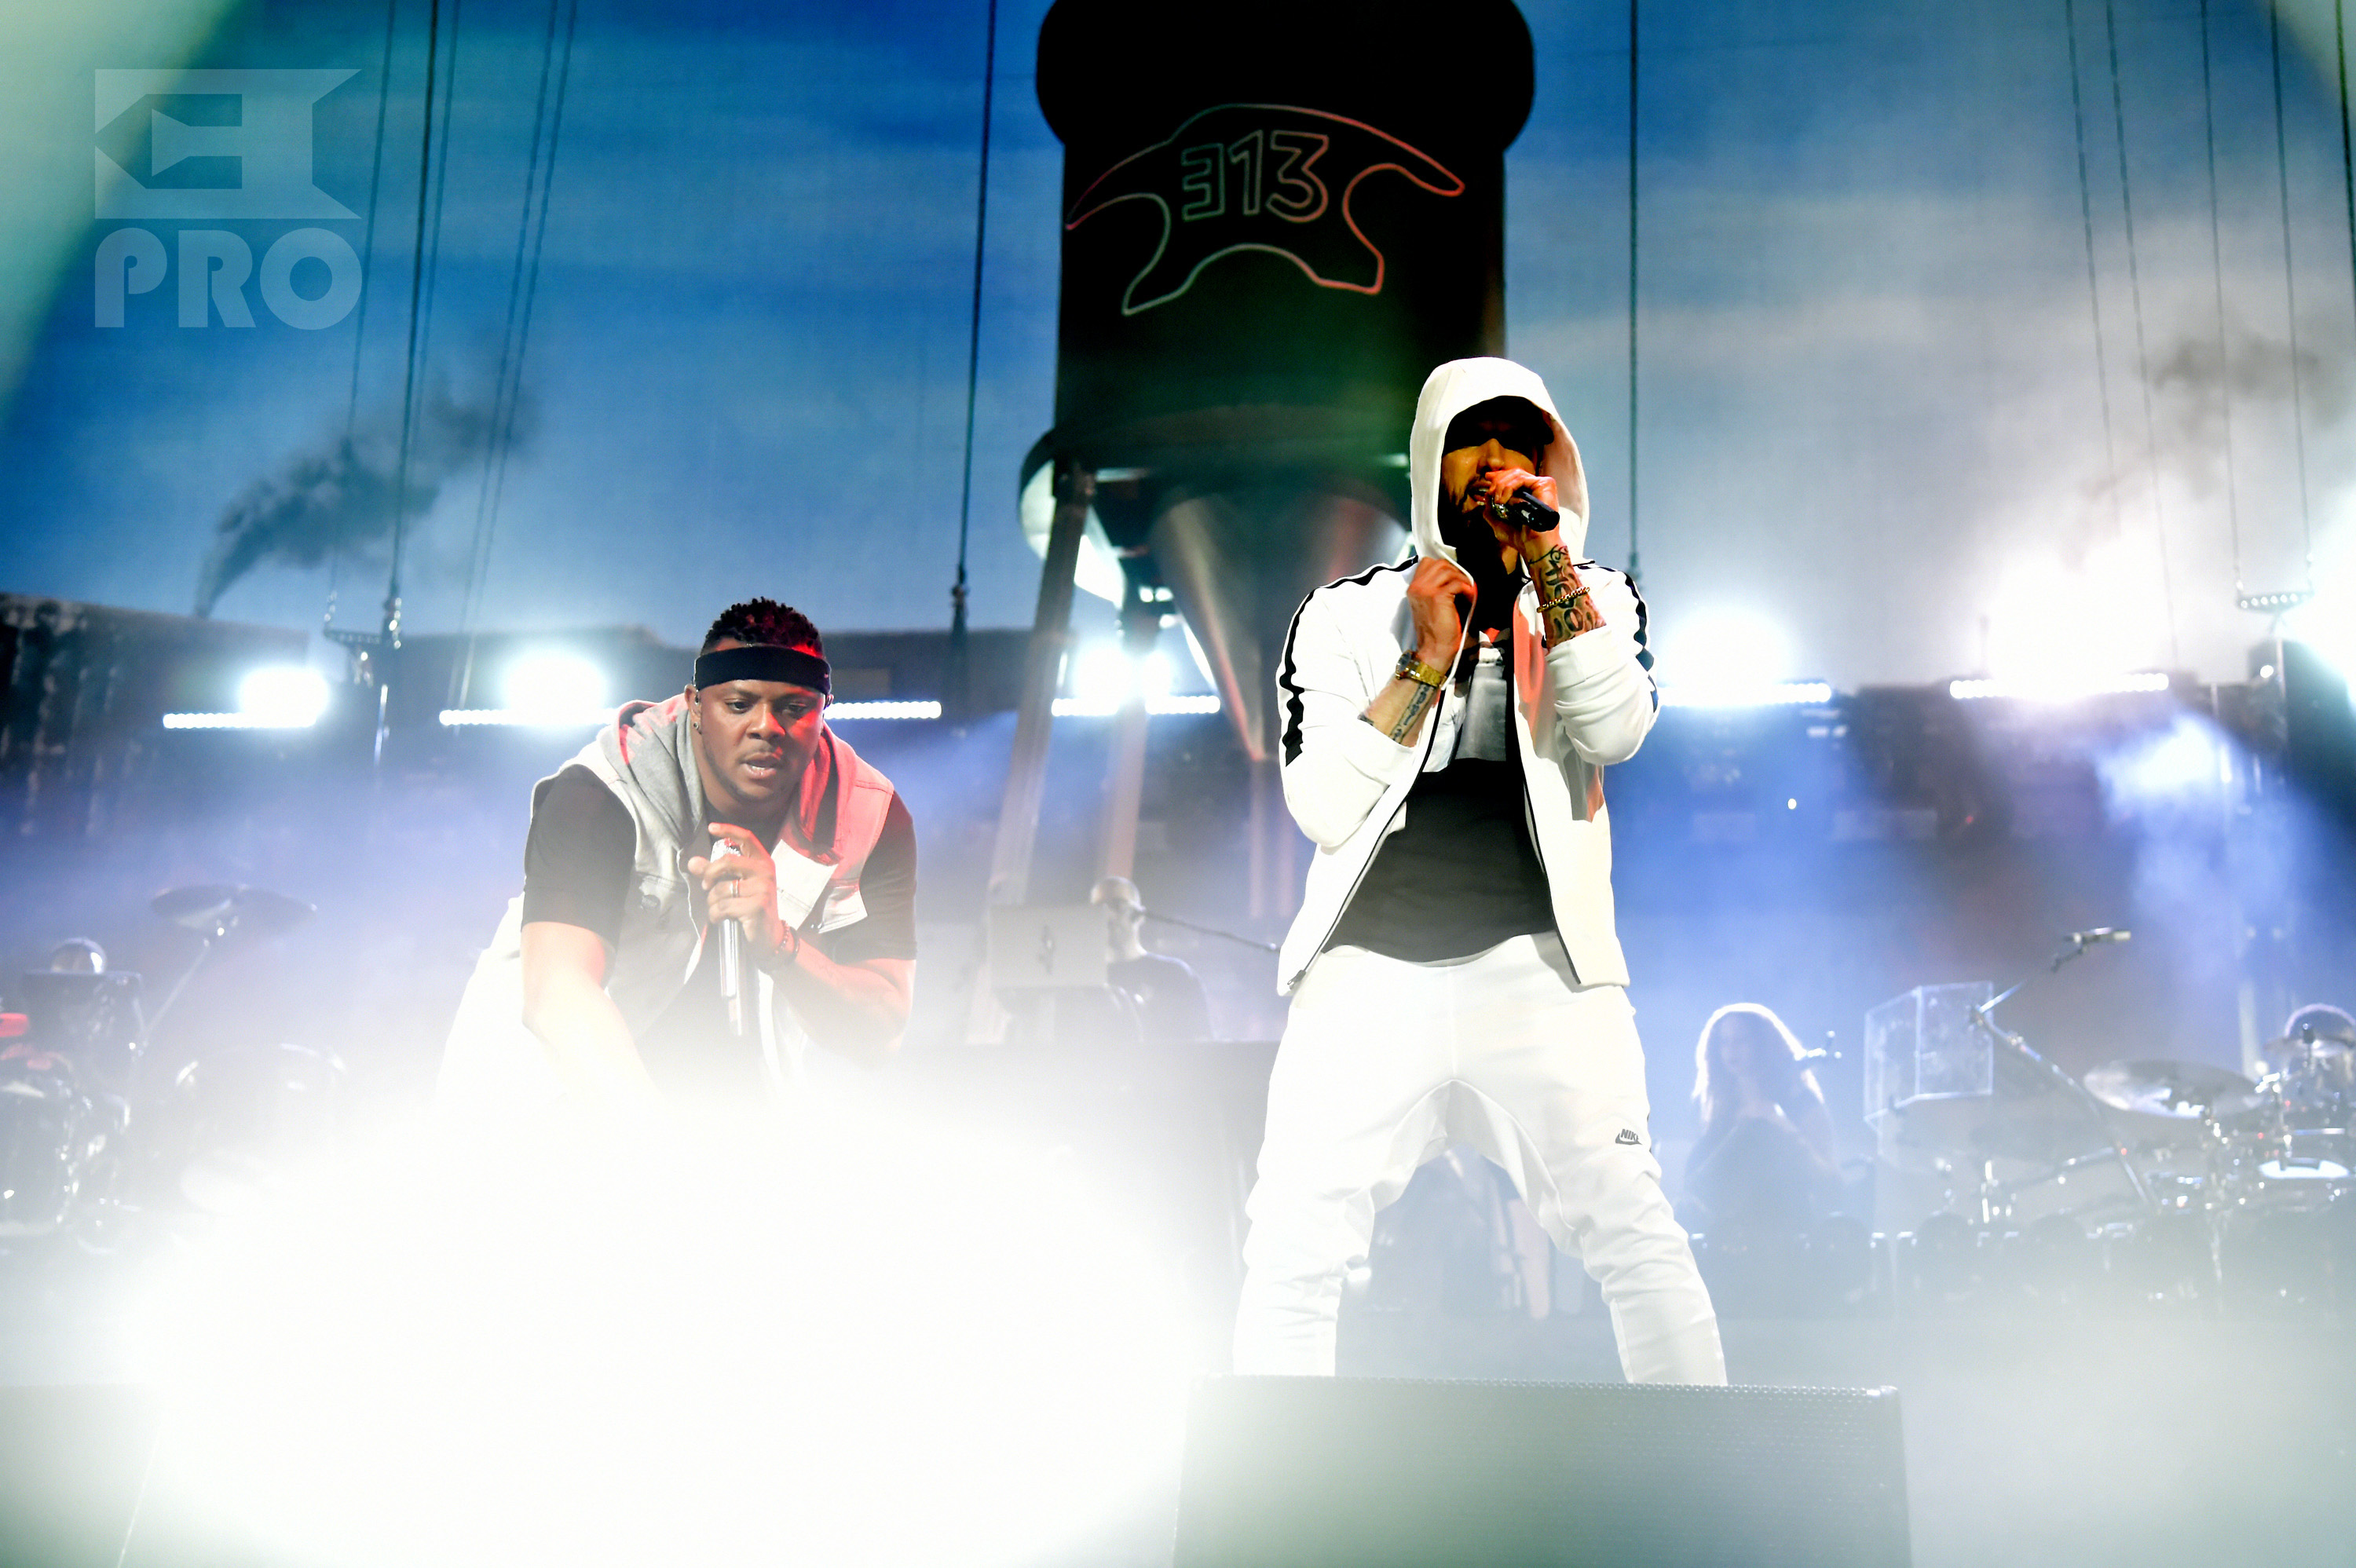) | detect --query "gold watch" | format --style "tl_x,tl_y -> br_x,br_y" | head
1395,651 -> 1449,688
